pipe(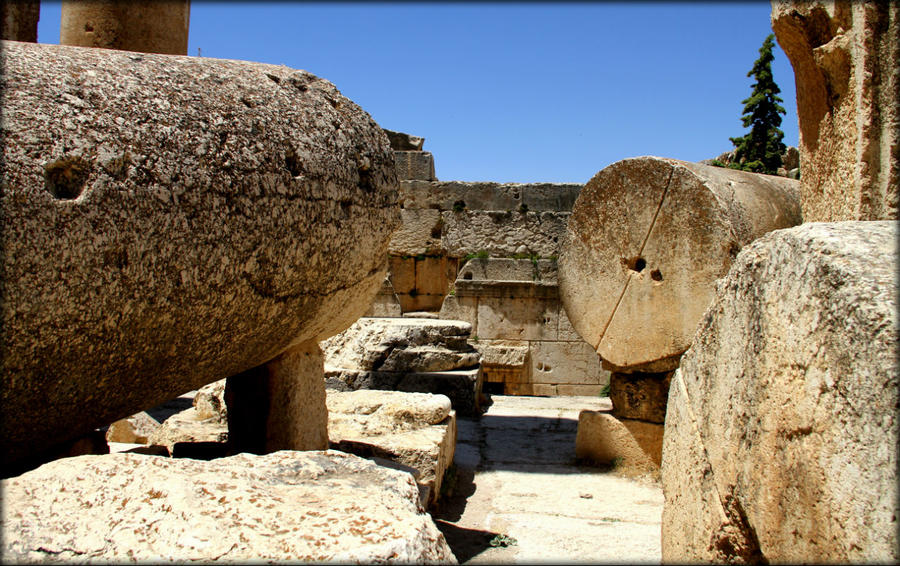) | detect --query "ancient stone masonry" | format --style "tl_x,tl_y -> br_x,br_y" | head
0,40 -> 399,472
661,221 -> 898,563
379,132 -> 605,396
559,156 -> 802,471
323,317 -> 485,416
771,0 -> 899,221
441,258 -> 609,397
60,0 -> 191,55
